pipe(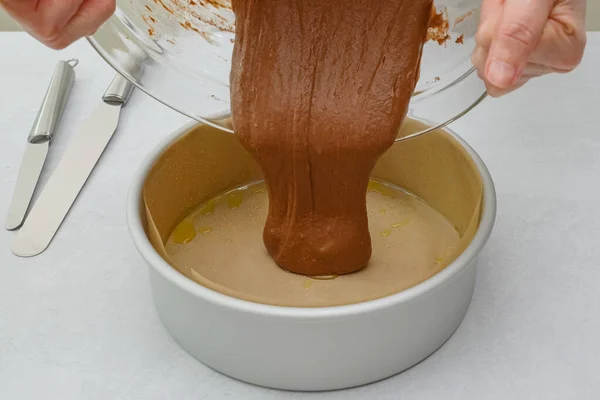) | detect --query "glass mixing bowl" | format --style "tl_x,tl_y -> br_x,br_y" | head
89,0 -> 486,140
